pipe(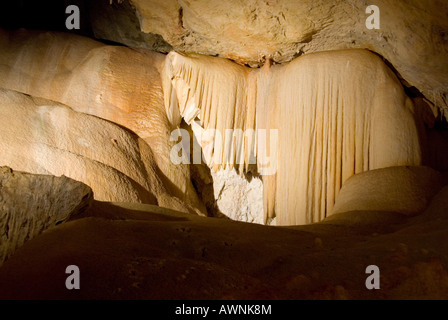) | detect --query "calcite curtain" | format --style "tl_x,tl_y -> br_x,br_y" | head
163,49 -> 421,225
